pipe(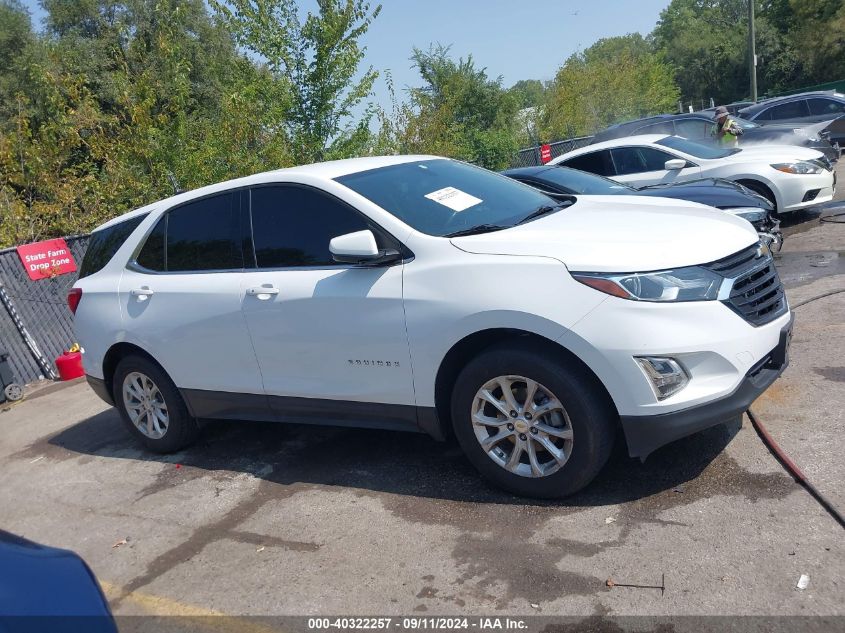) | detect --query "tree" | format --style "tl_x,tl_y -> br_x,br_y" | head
540,36 -> 680,139
213,0 -> 381,164
761,0 -> 845,91
397,44 -> 520,170
508,79 -> 546,109
652,0 -> 749,105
